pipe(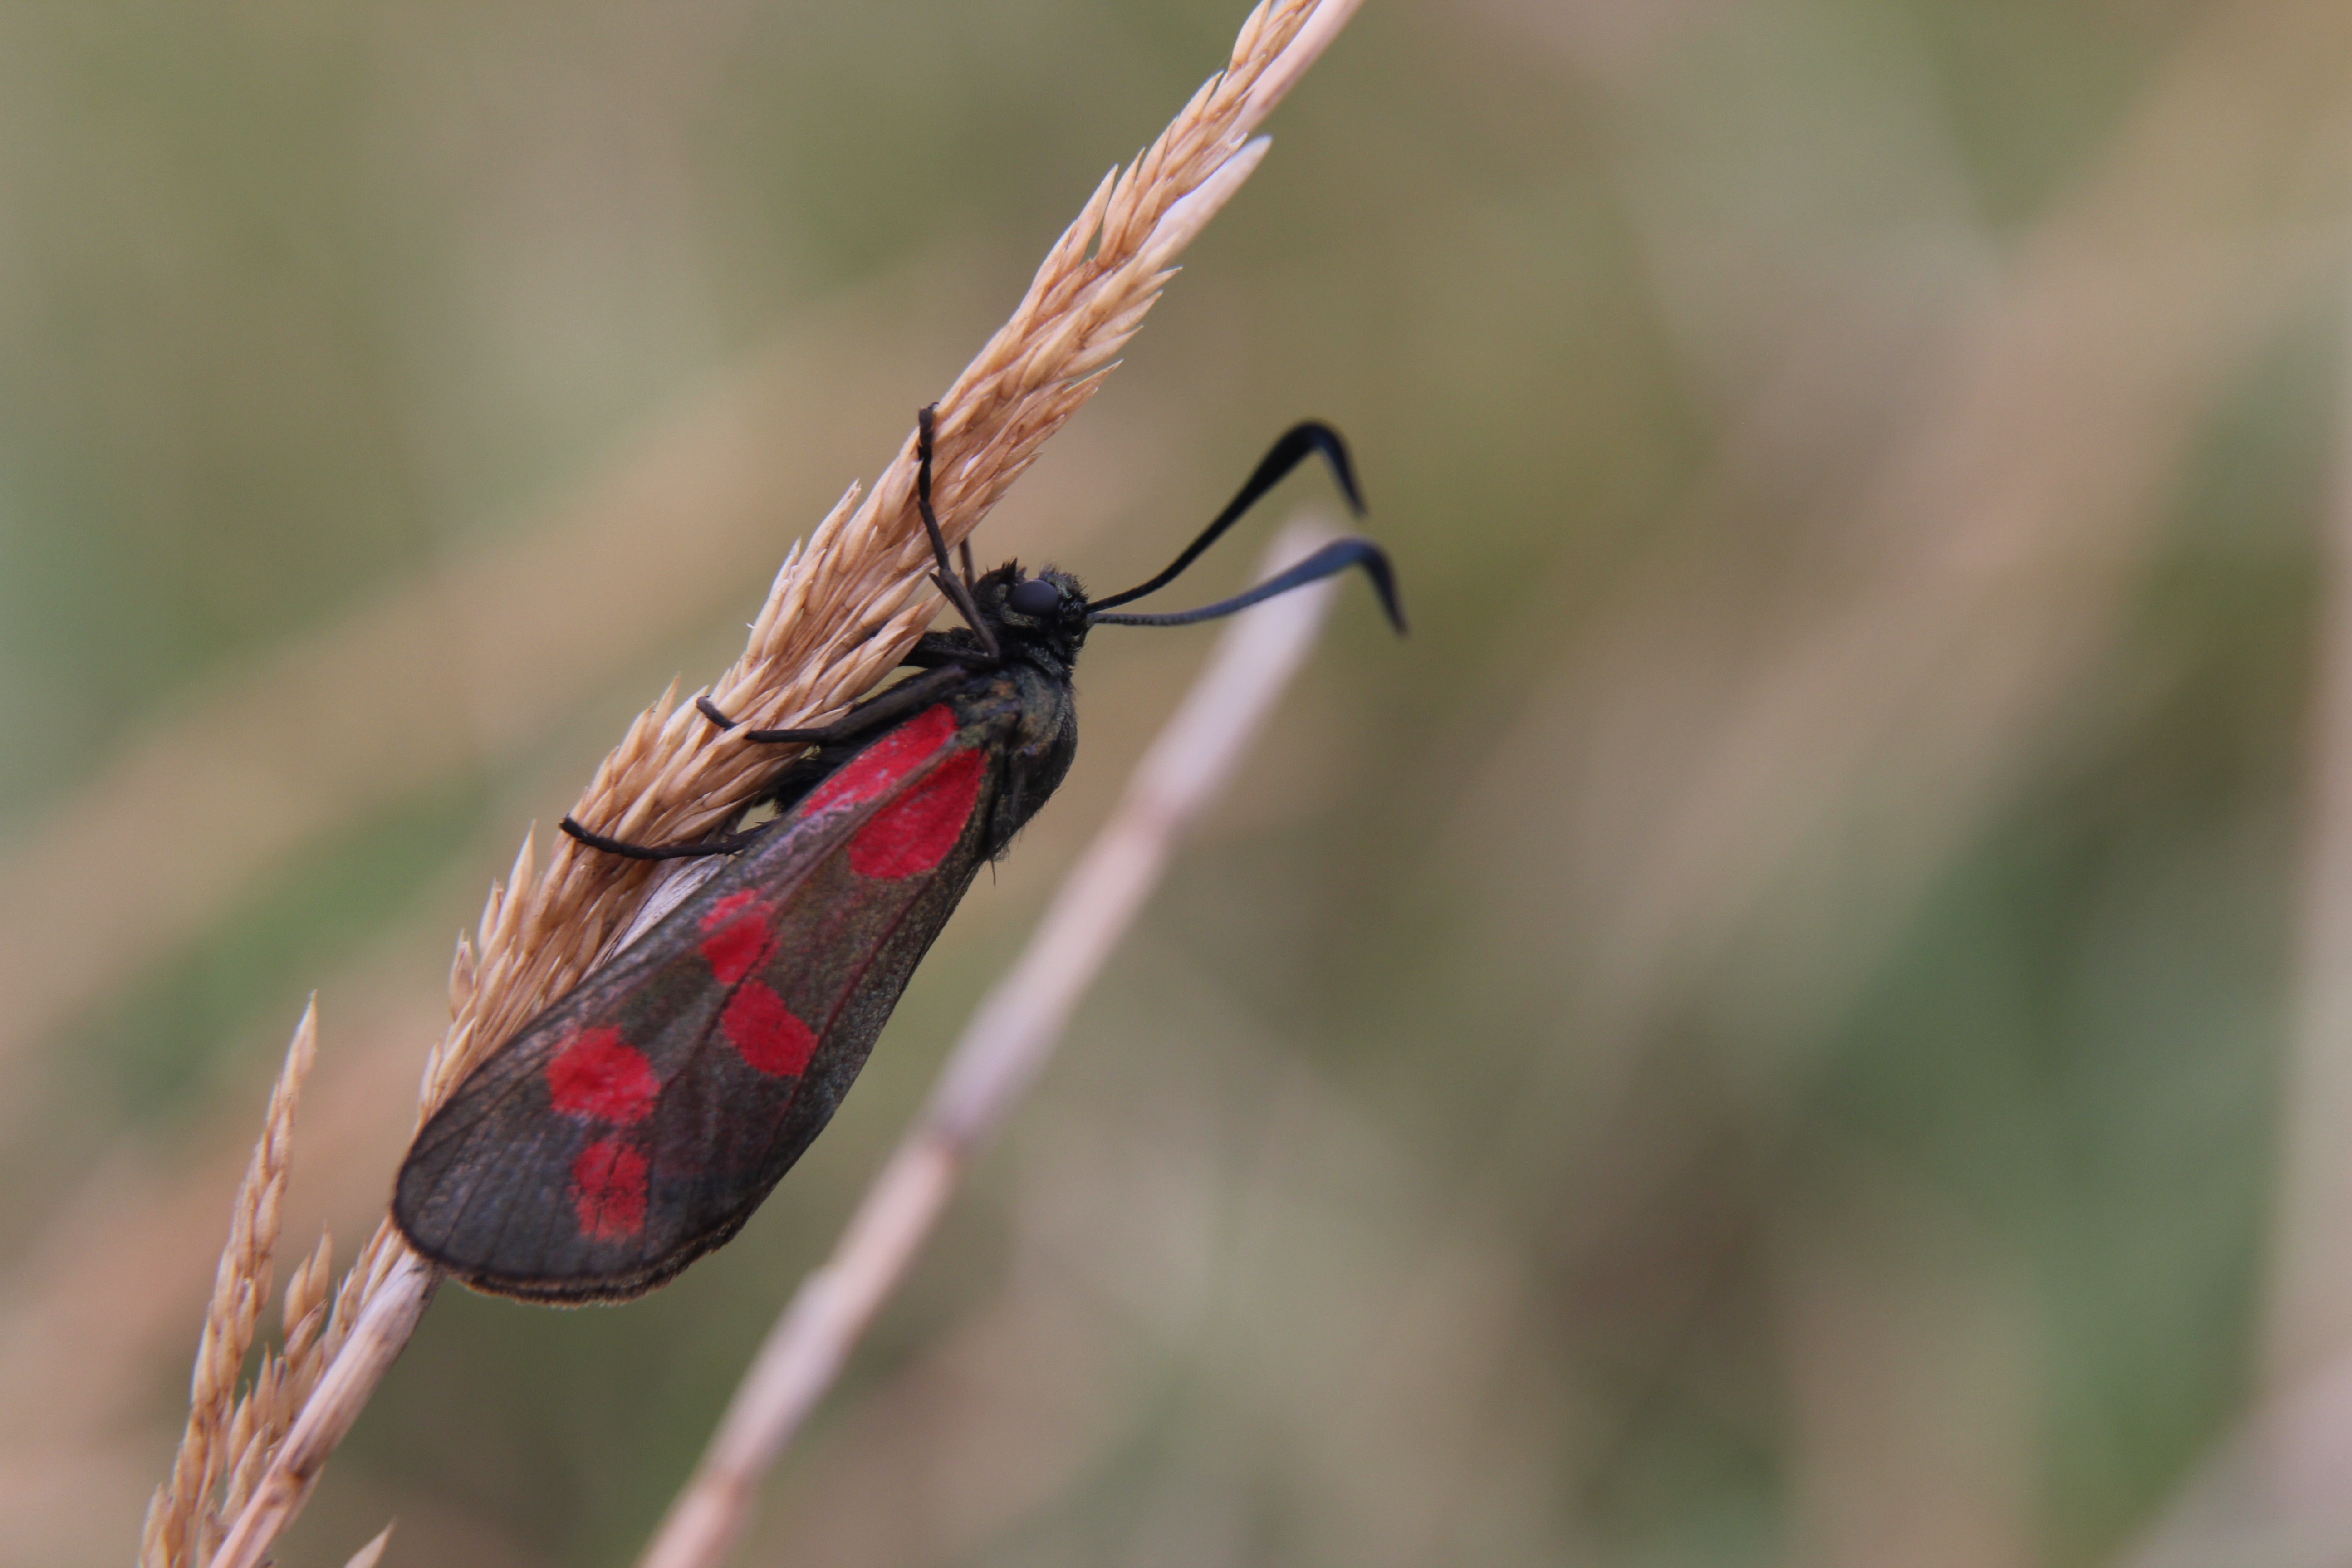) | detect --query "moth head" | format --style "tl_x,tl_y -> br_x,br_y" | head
978,564 -> 1092,661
